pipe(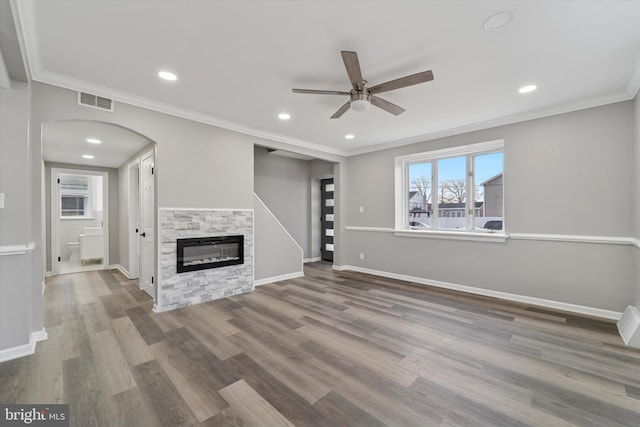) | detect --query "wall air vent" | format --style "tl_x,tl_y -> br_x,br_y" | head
78,92 -> 114,112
